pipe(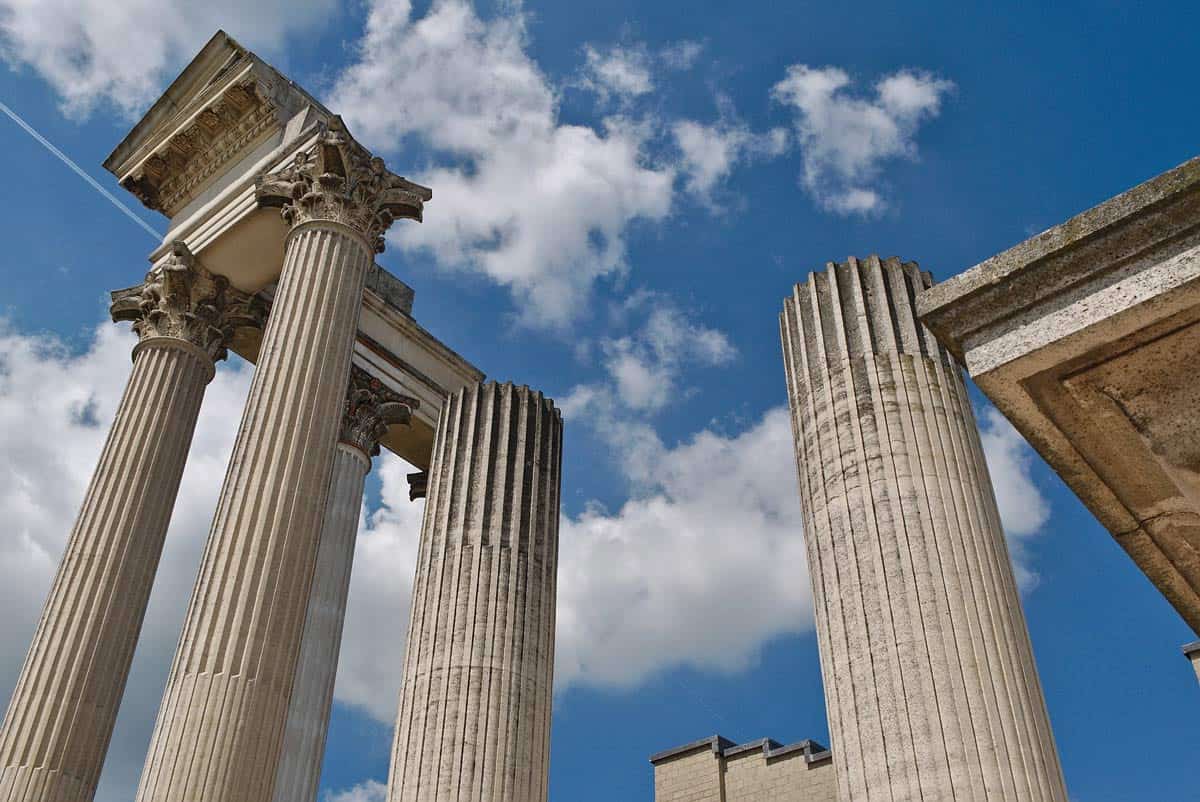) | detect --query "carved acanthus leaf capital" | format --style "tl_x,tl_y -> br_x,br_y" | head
110,242 -> 268,362
255,117 -> 432,253
340,366 -> 419,458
